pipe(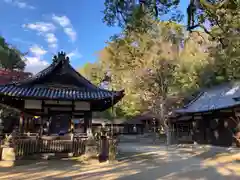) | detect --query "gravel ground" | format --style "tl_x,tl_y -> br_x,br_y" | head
0,141 -> 239,180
